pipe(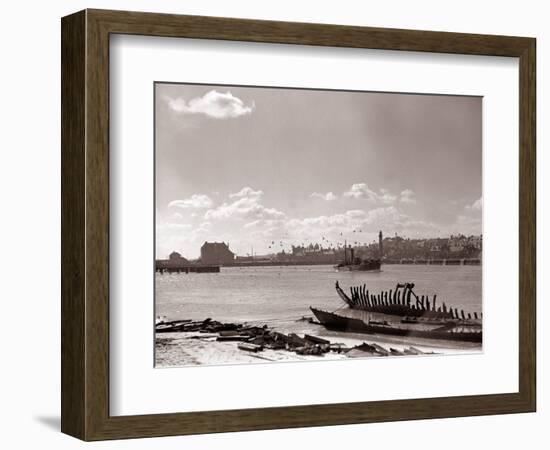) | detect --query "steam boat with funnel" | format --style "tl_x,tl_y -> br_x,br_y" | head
335,231 -> 383,272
